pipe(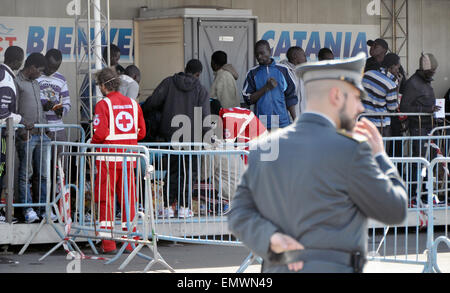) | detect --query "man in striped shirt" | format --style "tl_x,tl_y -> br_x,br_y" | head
37,49 -> 71,144
362,53 -> 401,137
